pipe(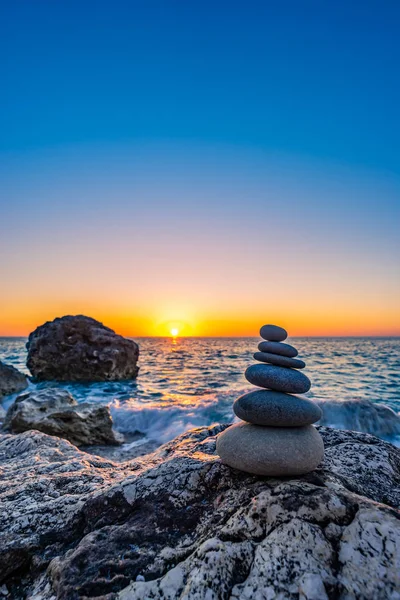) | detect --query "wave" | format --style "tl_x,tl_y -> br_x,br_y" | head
110,393 -> 236,445
316,397 -> 400,443
110,394 -> 400,448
